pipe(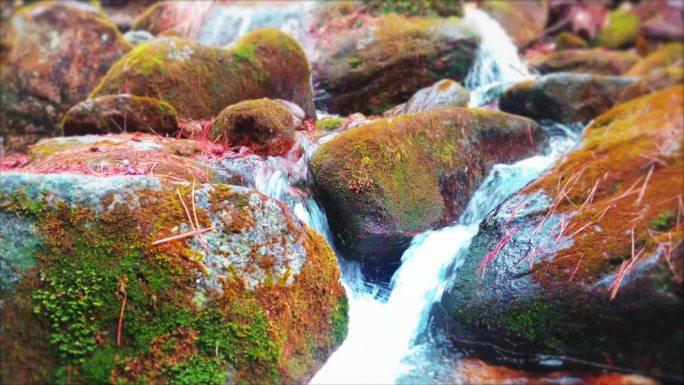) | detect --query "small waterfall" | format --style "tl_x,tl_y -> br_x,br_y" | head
463,8 -> 533,107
